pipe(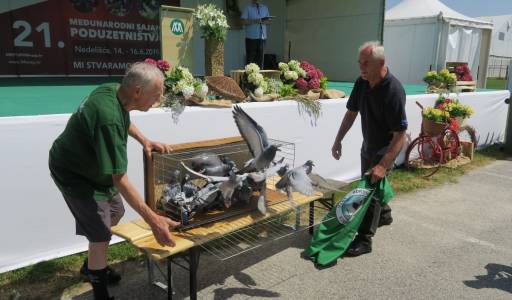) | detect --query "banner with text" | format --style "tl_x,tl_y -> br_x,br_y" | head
0,0 -> 179,76
160,6 -> 194,72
